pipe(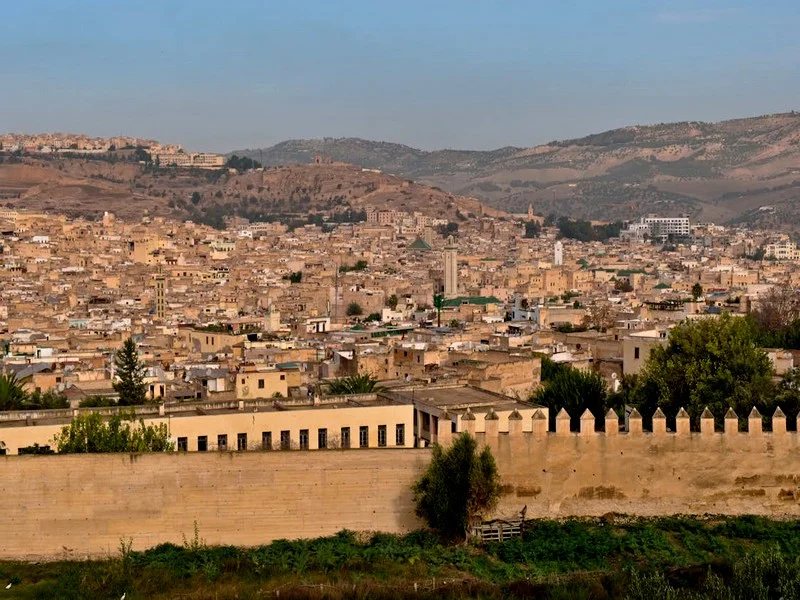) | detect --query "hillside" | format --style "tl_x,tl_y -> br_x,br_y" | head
0,155 -> 502,226
233,112 -> 800,227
